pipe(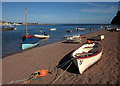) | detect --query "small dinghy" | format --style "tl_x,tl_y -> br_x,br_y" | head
87,35 -> 104,41
34,34 -> 50,39
67,30 -> 72,33
65,34 -> 81,38
50,28 -> 56,31
76,28 -> 85,31
72,42 -> 103,74
65,34 -> 81,43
